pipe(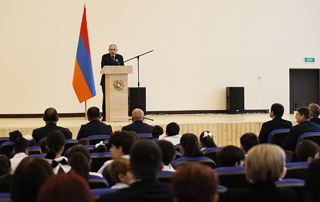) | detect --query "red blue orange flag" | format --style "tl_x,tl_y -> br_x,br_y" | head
73,5 -> 96,103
